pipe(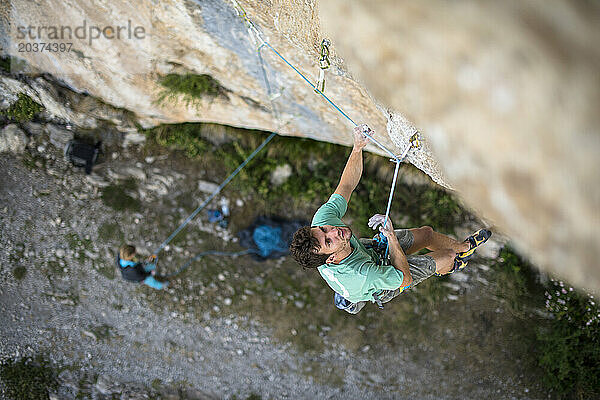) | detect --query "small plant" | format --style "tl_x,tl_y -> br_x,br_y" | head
147,123 -> 209,158
101,178 -> 141,212
0,56 -> 10,73
156,73 -> 225,107
0,355 -> 59,400
493,247 -> 540,316
89,324 -> 113,341
98,222 -> 125,242
12,266 -> 27,280
0,93 -> 44,122
537,279 -> 600,397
